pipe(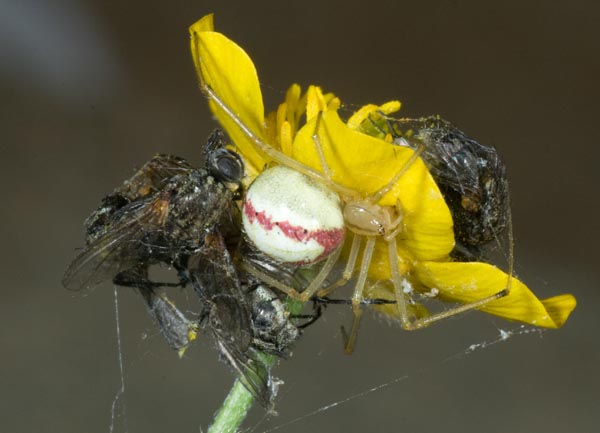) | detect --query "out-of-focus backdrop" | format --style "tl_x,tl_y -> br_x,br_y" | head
2,1 -> 598,432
